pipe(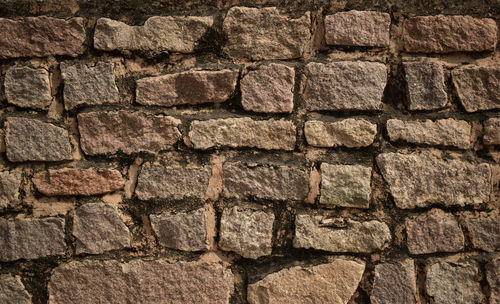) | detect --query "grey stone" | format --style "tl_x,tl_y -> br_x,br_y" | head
0,275 -> 31,304
371,260 -> 417,304
304,119 -> 377,148
484,117 -> 500,145
0,171 -> 22,210
403,61 -> 448,110
452,65 -> 500,112
464,212 -> 500,252
4,66 -> 51,109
